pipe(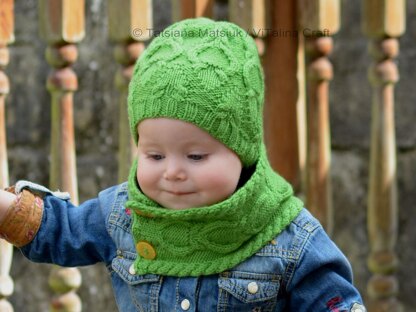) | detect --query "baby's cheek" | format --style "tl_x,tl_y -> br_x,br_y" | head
136,163 -> 154,189
202,168 -> 239,193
